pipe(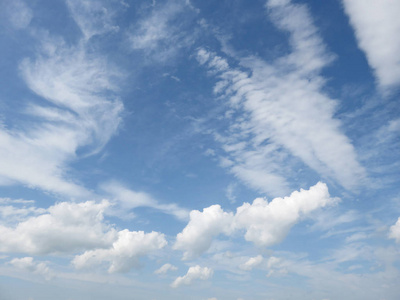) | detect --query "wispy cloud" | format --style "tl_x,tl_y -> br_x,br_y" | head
100,181 -> 189,220
128,0 -> 198,62
66,0 -> 123,40
197,0 -> 366,194
0,32 -> 124,197
342,0 -> 400,92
